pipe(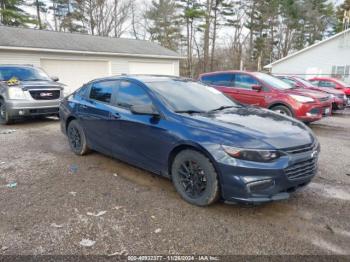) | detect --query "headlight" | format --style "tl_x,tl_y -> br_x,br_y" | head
290,94 -> 314,103
222,145 -> 282,162
8,87 -> 26,99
